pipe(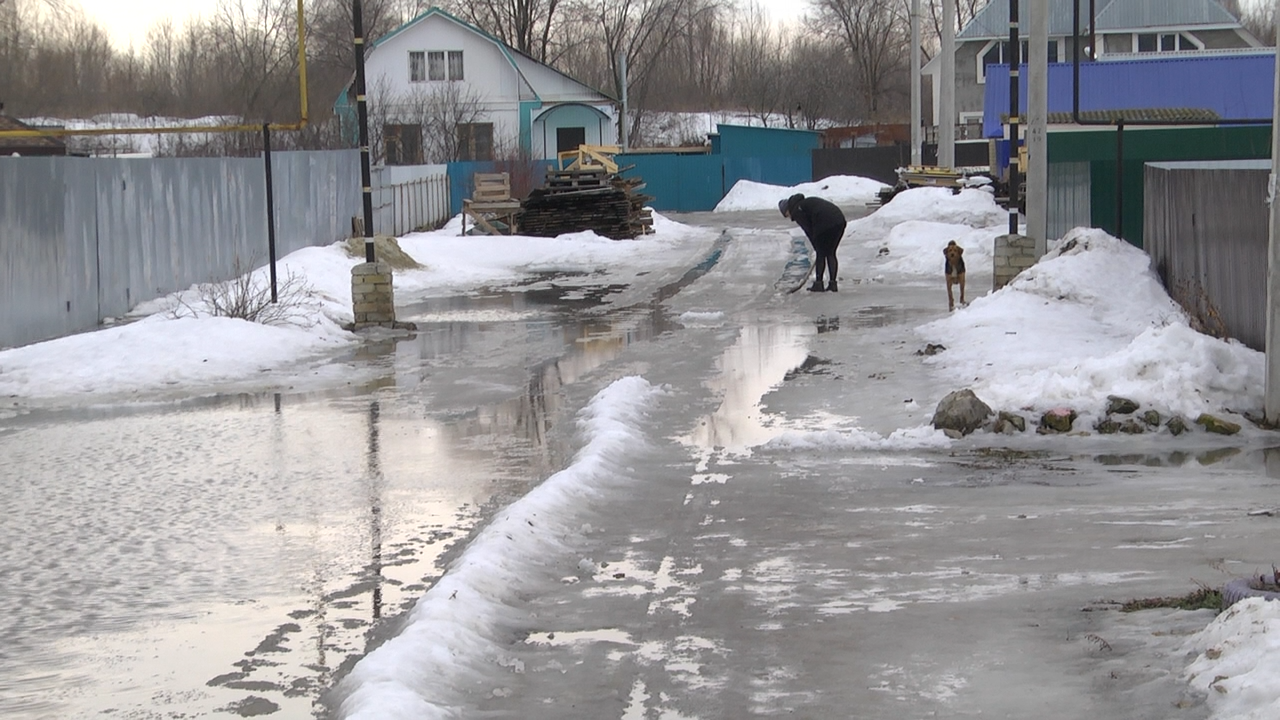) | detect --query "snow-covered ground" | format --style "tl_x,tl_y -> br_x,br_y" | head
3,175 -> 1276,718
